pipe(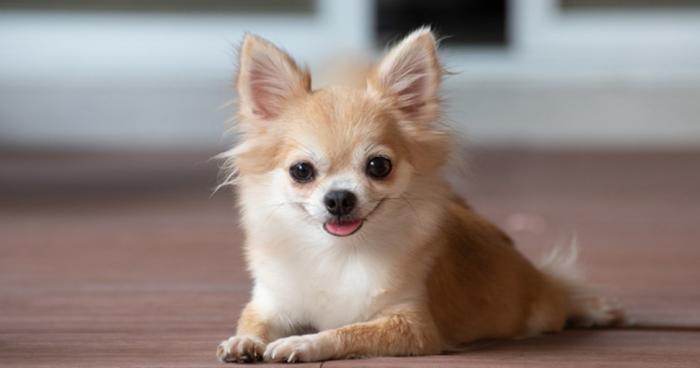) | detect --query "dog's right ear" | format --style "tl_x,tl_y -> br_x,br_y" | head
368,27 -> 442,125
236,34 -> 311,121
